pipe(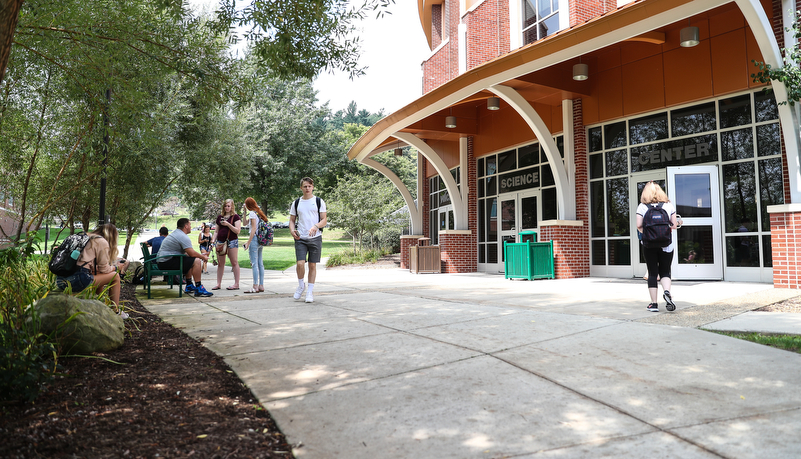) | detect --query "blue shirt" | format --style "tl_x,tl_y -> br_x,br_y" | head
148,236 -> 166,254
